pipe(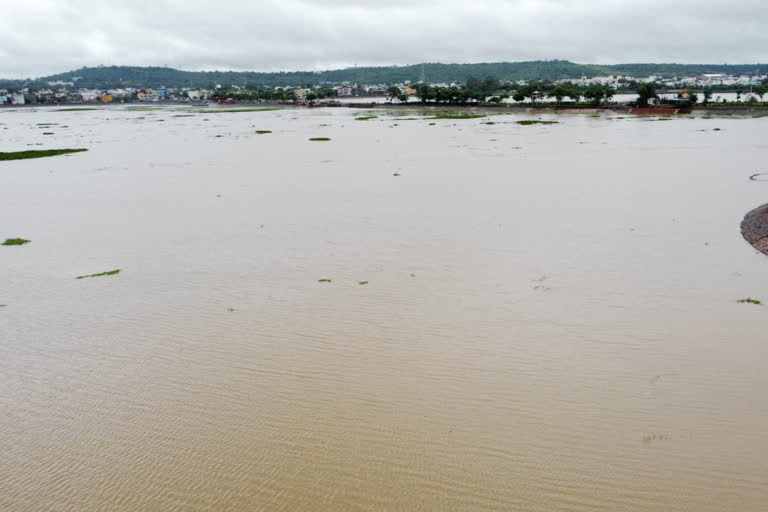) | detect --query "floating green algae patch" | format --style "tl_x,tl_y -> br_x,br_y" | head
318,278 -> 332,283
255,130 -> 272,134
43,132 -> 54,135
737,297 -> 761,305
2,238 -> 30,246
517,120 -> 558,125
76,269 -> 121,279
193,108 -> 280,113
0,149 -> 87,161
309,137 -> 331,141
358,281 -> 369,285
428,112 -> 486,120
